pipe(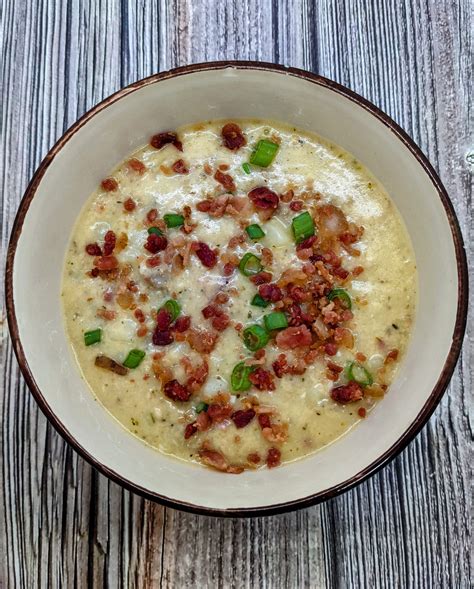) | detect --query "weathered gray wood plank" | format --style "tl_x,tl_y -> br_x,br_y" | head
1,1 -> 471,587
